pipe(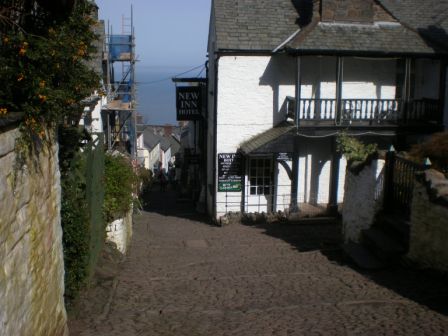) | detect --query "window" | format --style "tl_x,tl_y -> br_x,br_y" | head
249,158 -> 273,195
